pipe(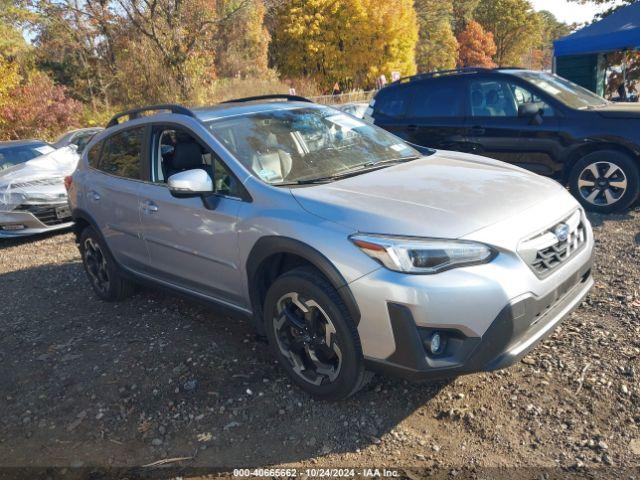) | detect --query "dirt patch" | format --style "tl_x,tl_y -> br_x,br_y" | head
0,209 -> 638,472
